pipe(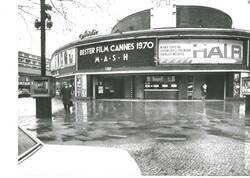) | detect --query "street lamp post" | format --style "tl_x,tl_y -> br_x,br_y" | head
40,0 -> 46,77
34,0 -> 53,118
